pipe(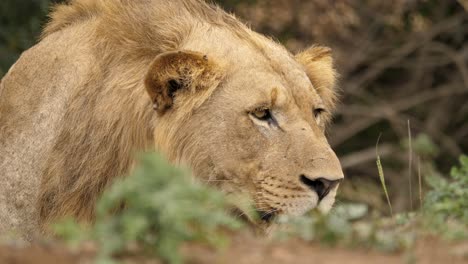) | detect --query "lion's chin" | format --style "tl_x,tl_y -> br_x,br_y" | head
268,192 -> 337,221
317,189 -> 338,214
243,189 -> 338,227
257,203 -> 316,223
